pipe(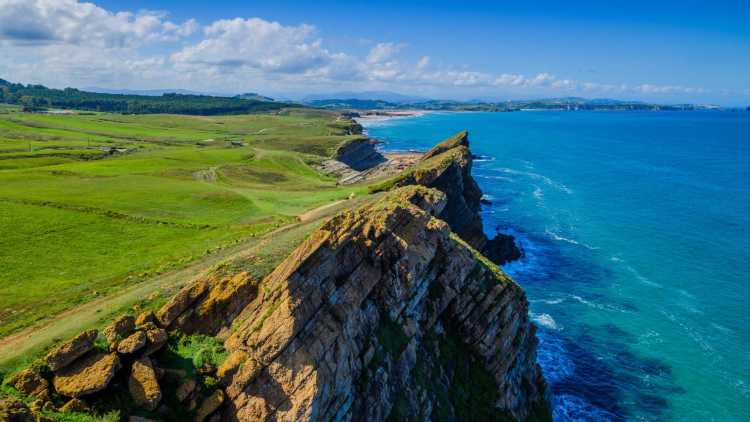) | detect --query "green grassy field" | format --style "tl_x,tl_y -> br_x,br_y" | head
0,108 -> 367,337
